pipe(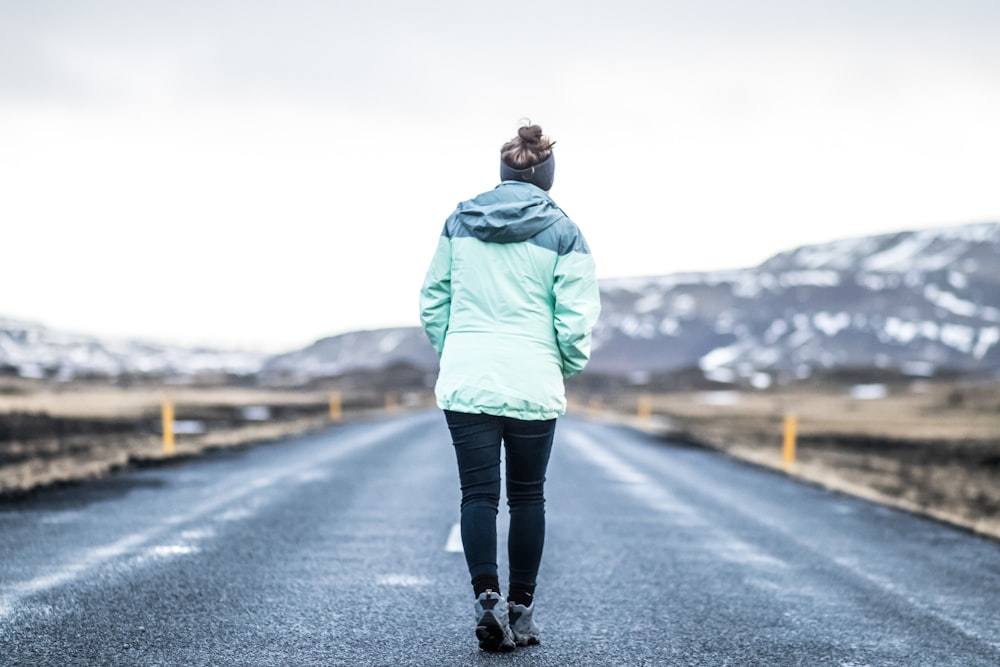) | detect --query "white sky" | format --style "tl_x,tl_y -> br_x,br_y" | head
2,0 -> 999,352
